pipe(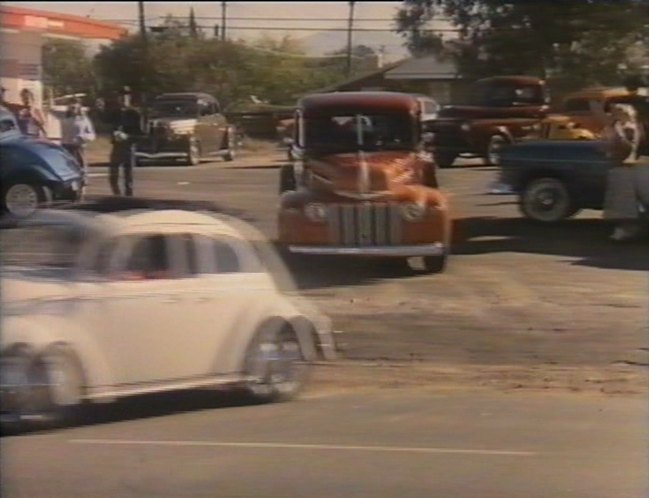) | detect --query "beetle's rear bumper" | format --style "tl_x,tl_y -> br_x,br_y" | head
288,243 -> 445,257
